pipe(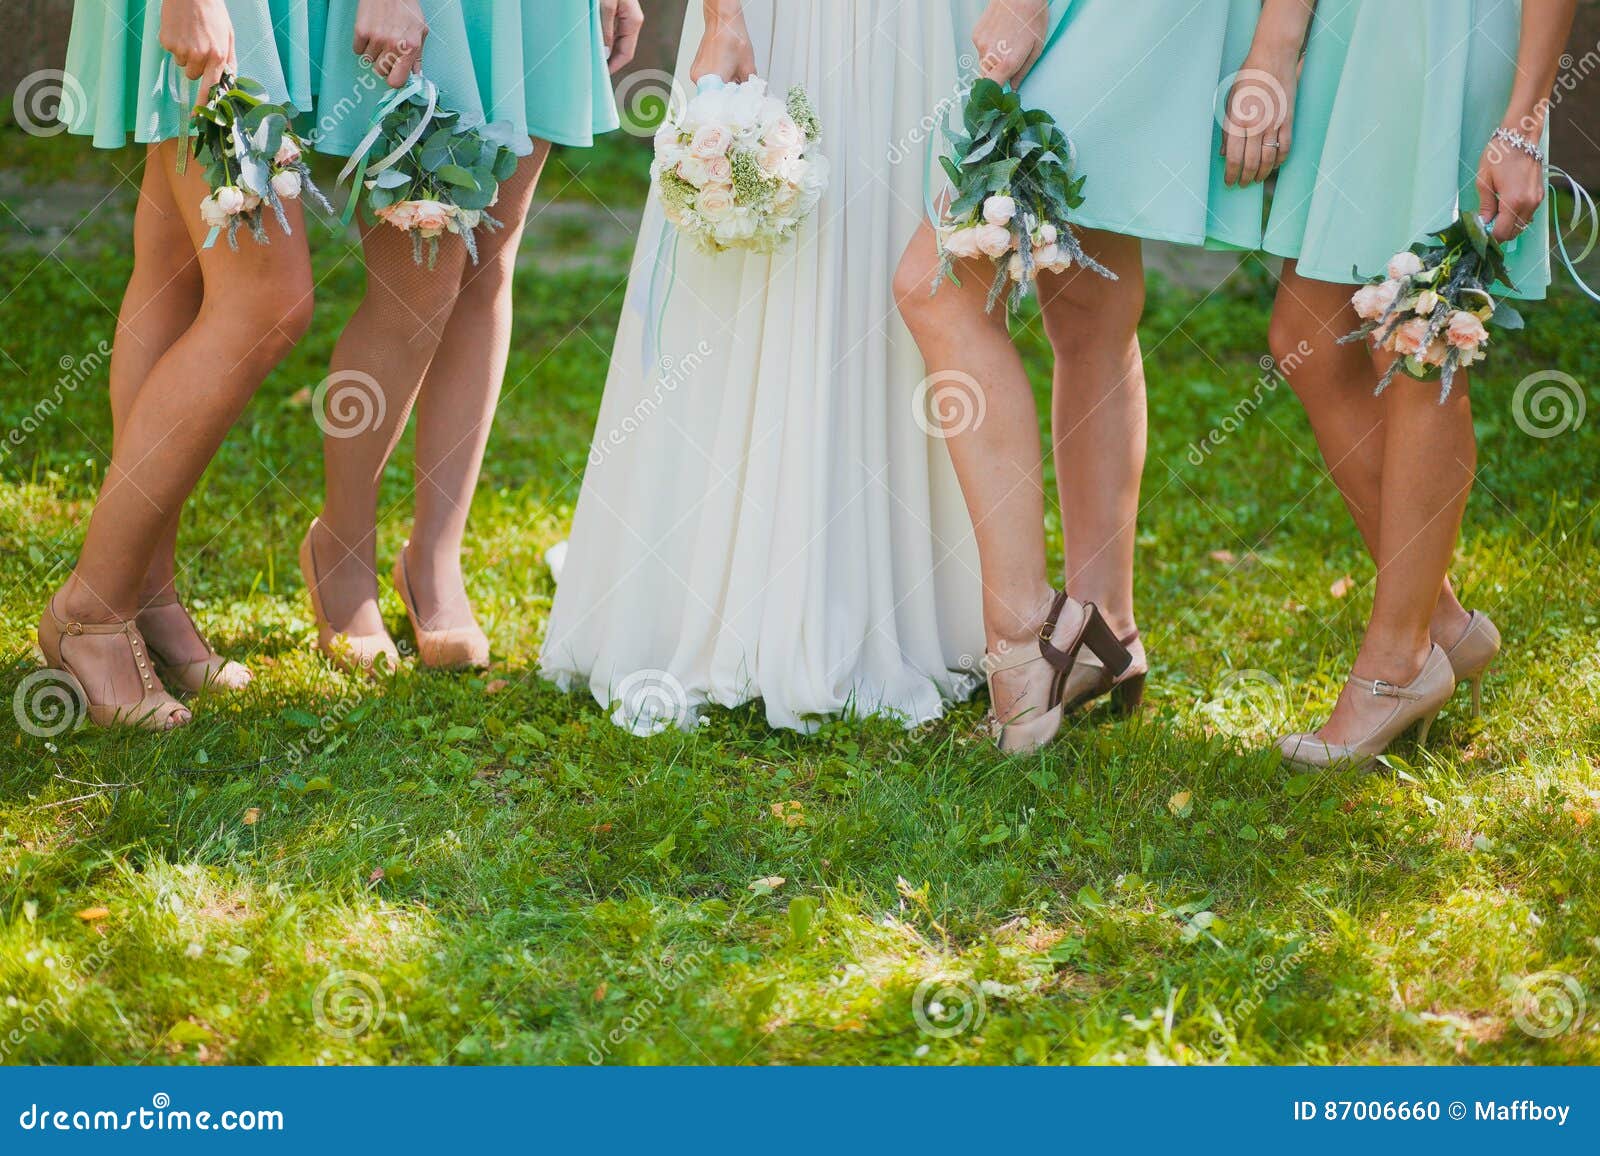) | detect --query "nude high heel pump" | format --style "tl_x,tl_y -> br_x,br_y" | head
36,596 -> 190,731
986,592 -> 1133,755
299,519 -> 399,675
1276,644 -> 1455,771
391,542 -> 491,672
1442,611 -> 1500,717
